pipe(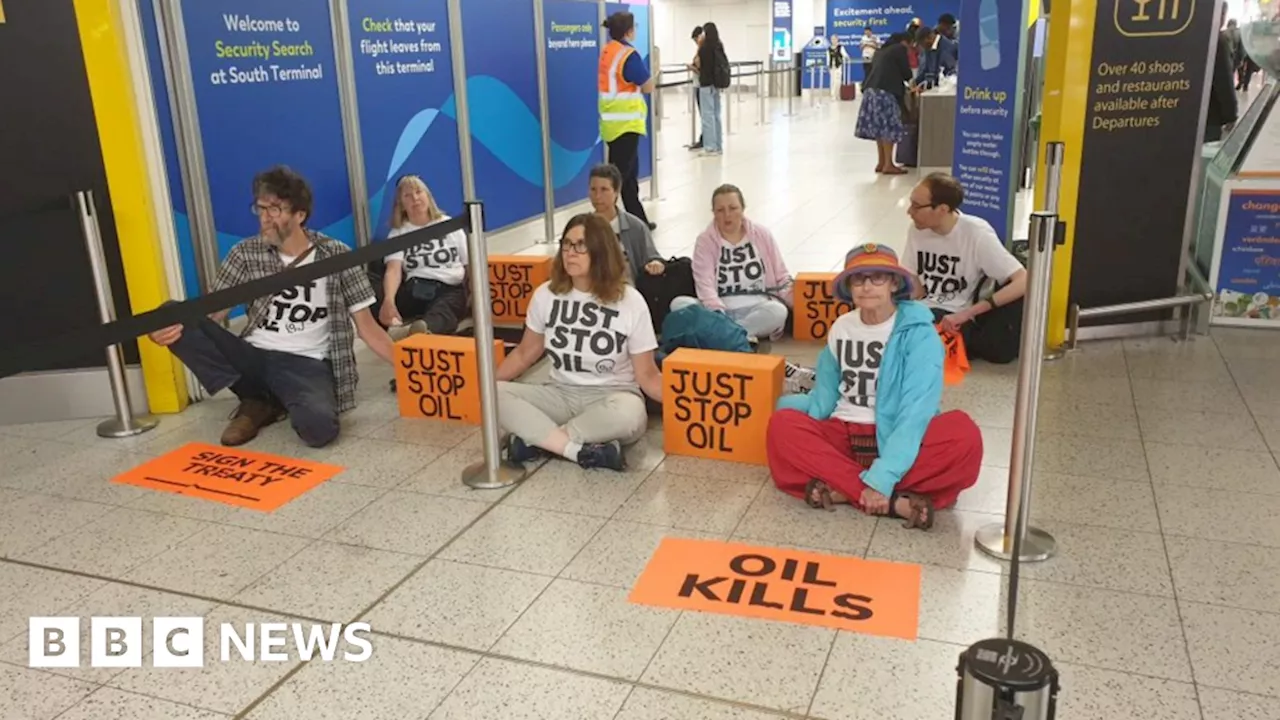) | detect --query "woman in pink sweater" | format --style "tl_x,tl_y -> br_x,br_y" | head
670,184 -> 794,340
